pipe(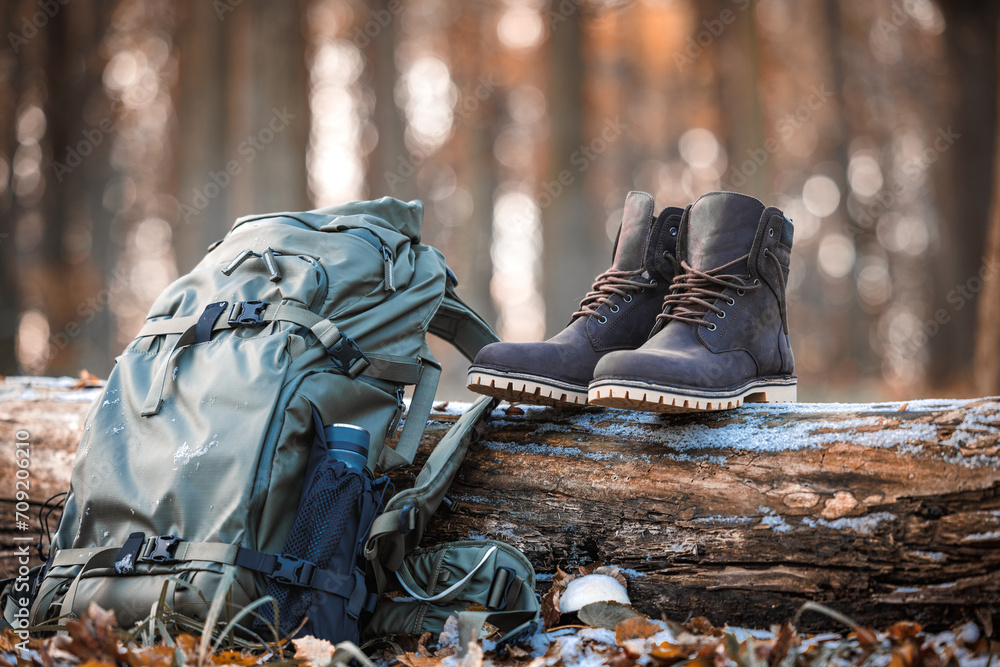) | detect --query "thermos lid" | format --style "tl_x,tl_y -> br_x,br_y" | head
324,423 -> 370,455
